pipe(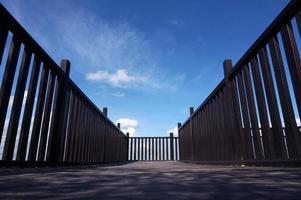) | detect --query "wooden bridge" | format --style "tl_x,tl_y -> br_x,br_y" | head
1,0 -> 301,199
